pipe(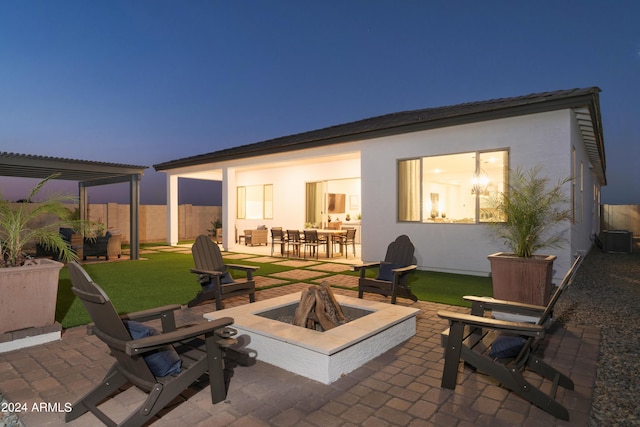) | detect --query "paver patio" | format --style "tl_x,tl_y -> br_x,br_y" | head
0,280 -> 597,426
